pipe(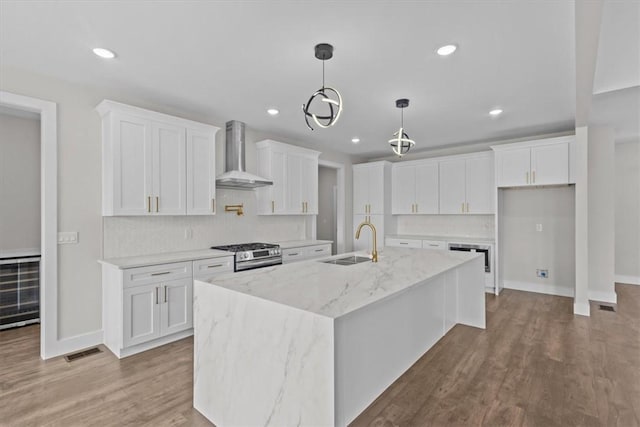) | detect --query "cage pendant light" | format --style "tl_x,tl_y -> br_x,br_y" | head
388,98 -> 415,157
302,43 -> 343,130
